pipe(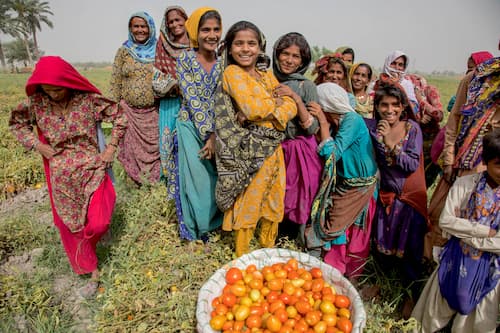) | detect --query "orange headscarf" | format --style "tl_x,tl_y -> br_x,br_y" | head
185,7 -> 219,48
